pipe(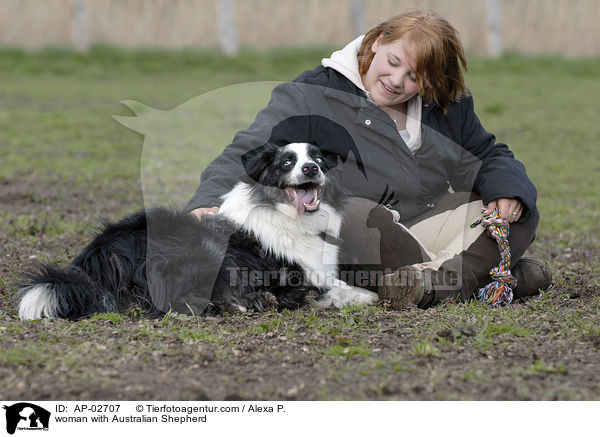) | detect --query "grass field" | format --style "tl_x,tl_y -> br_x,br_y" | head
0,46 -> 599,401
